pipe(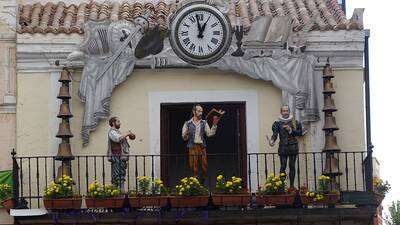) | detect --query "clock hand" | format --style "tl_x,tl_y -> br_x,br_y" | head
199,15 -> 212,36
196,14 -> 203,38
